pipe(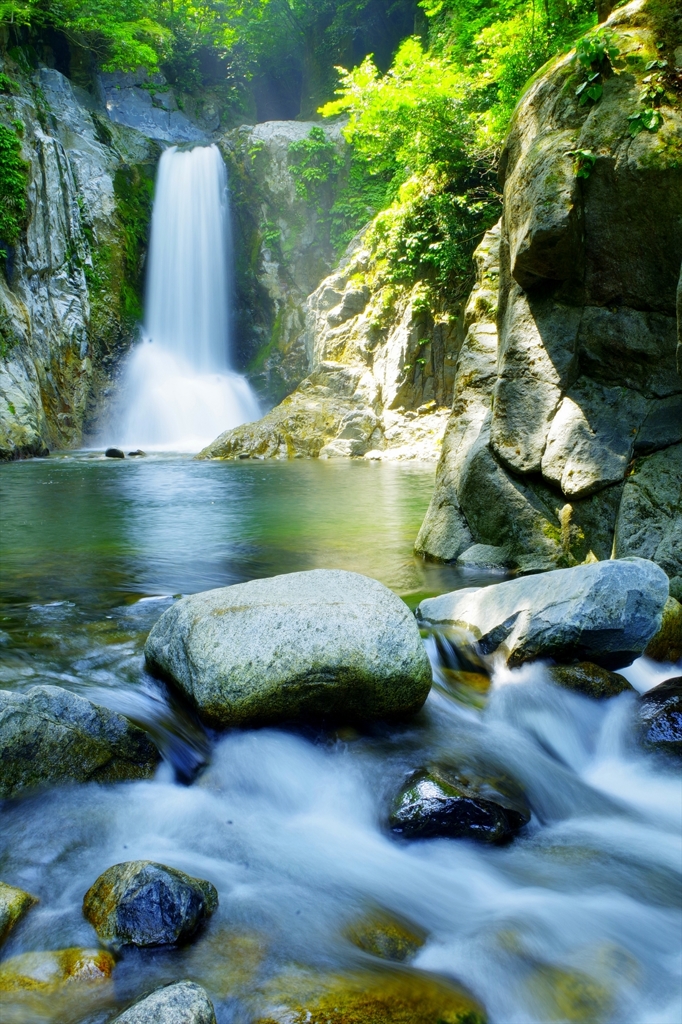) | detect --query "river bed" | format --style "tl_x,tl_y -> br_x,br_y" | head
0,455 -> 680,1024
